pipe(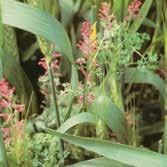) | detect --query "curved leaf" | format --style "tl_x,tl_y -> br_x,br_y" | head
90,95 -> 128,144
1,0 -> 74,63
58,112 -> 96,133
124,68 -> 166,99
0,48 -> 39,114
47,130 -> 167,167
